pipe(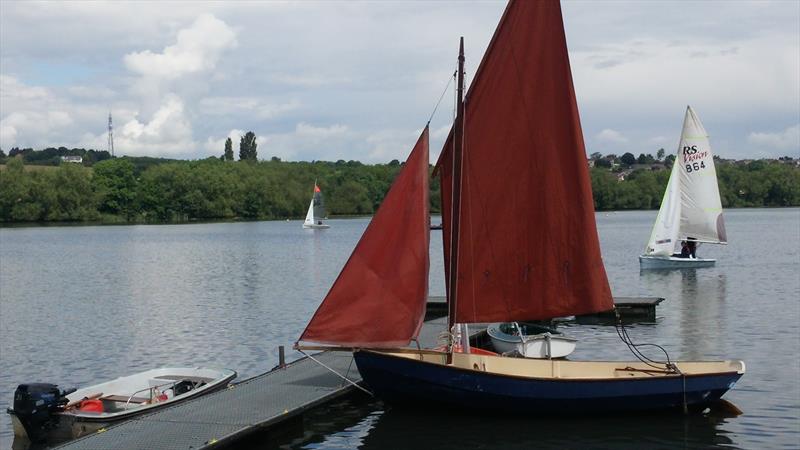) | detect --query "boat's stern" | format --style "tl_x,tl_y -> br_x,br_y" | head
8,408 -> 29,440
